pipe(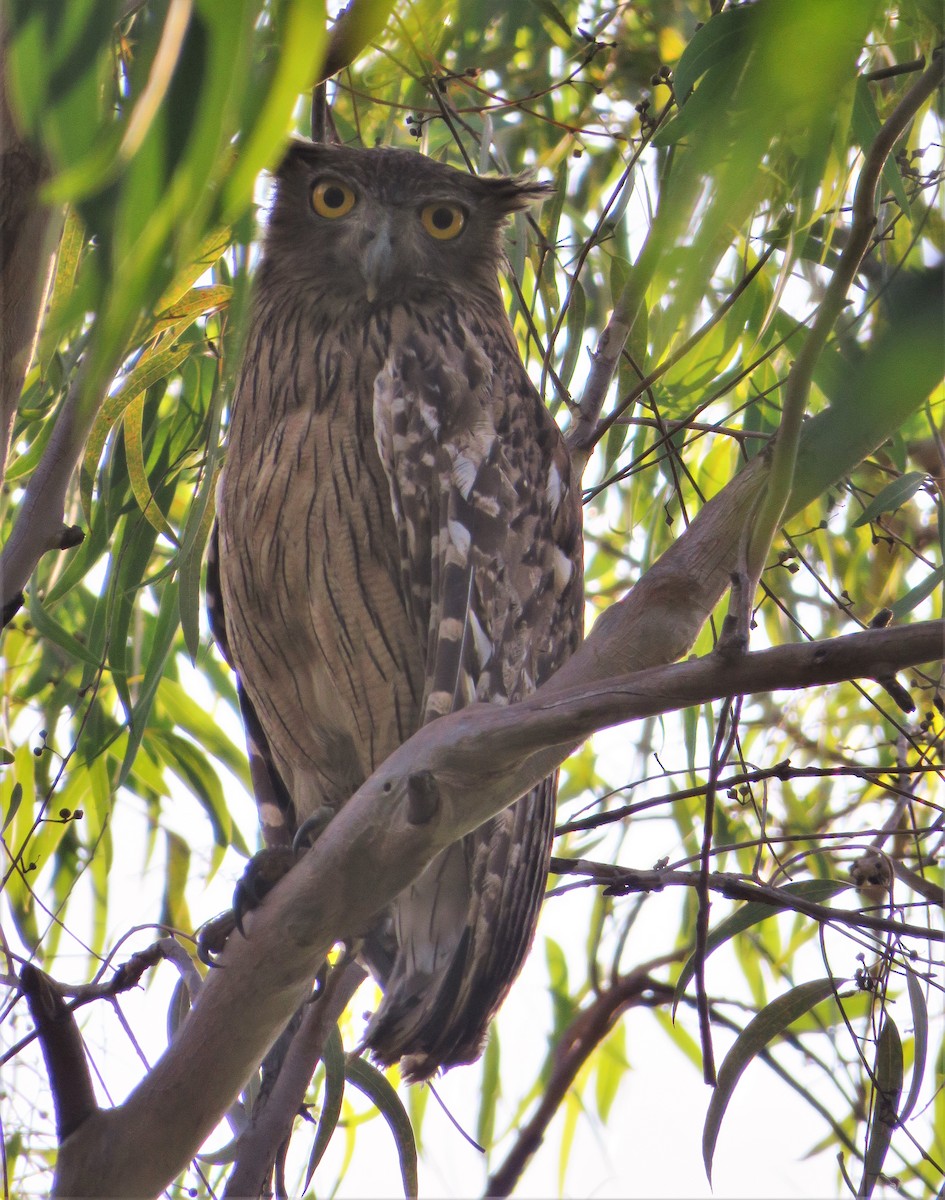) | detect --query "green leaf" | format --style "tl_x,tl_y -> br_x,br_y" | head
899,965 -> 928,1124
178,365 -> 224,661
703,977 -> 845,1182
304,1024 -> 346,1189
853,471 -> 928,527
860,1016 -> 904,1198
477,1027 -> 500,1150
526,0 -> 572,38
672,7 -> 756,104
789,271 -> 945,517
221,3 -> 328,219
674,879 -> 849,1013
890,565 -> 945,619
158,677 -> 250,787
118,579 -> 181,786
594,1021 -> 627,1122
27,589 -> 103,671
558,279 -> 586,391
147,729 -> 241,854
81,340 -> 193,517
122,393 -> 177,540
852,76 -> 911,214
38,208 -> 88,371
2,782 -> 24,834
344,1056 -> 418,1199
